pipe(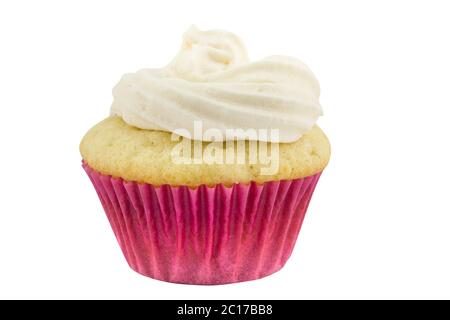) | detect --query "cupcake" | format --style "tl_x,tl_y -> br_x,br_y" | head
80,26 -> 330,285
